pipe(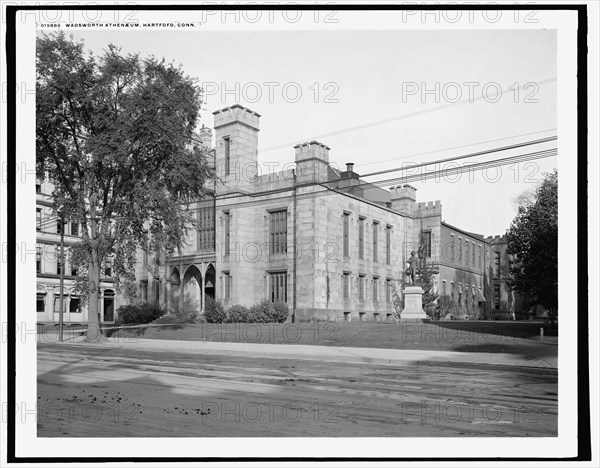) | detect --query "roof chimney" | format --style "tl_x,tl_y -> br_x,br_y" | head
346,162 -> 354,173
